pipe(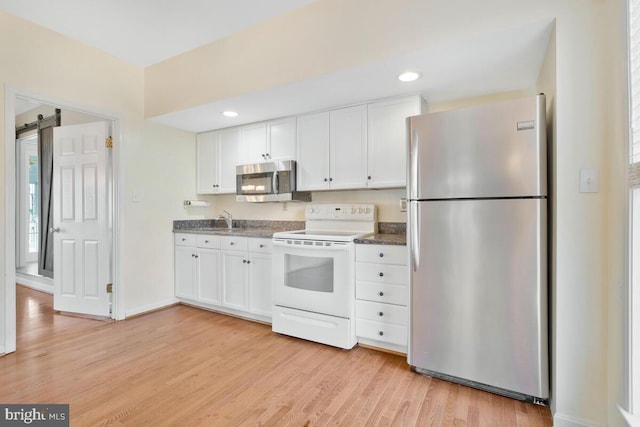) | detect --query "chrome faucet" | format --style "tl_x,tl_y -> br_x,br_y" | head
216,210 -> 233,229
